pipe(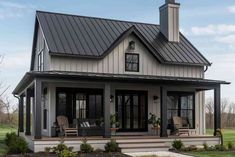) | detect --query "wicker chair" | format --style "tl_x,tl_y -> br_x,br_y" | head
57,116 -> 78,137
173,116 -> 190,136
